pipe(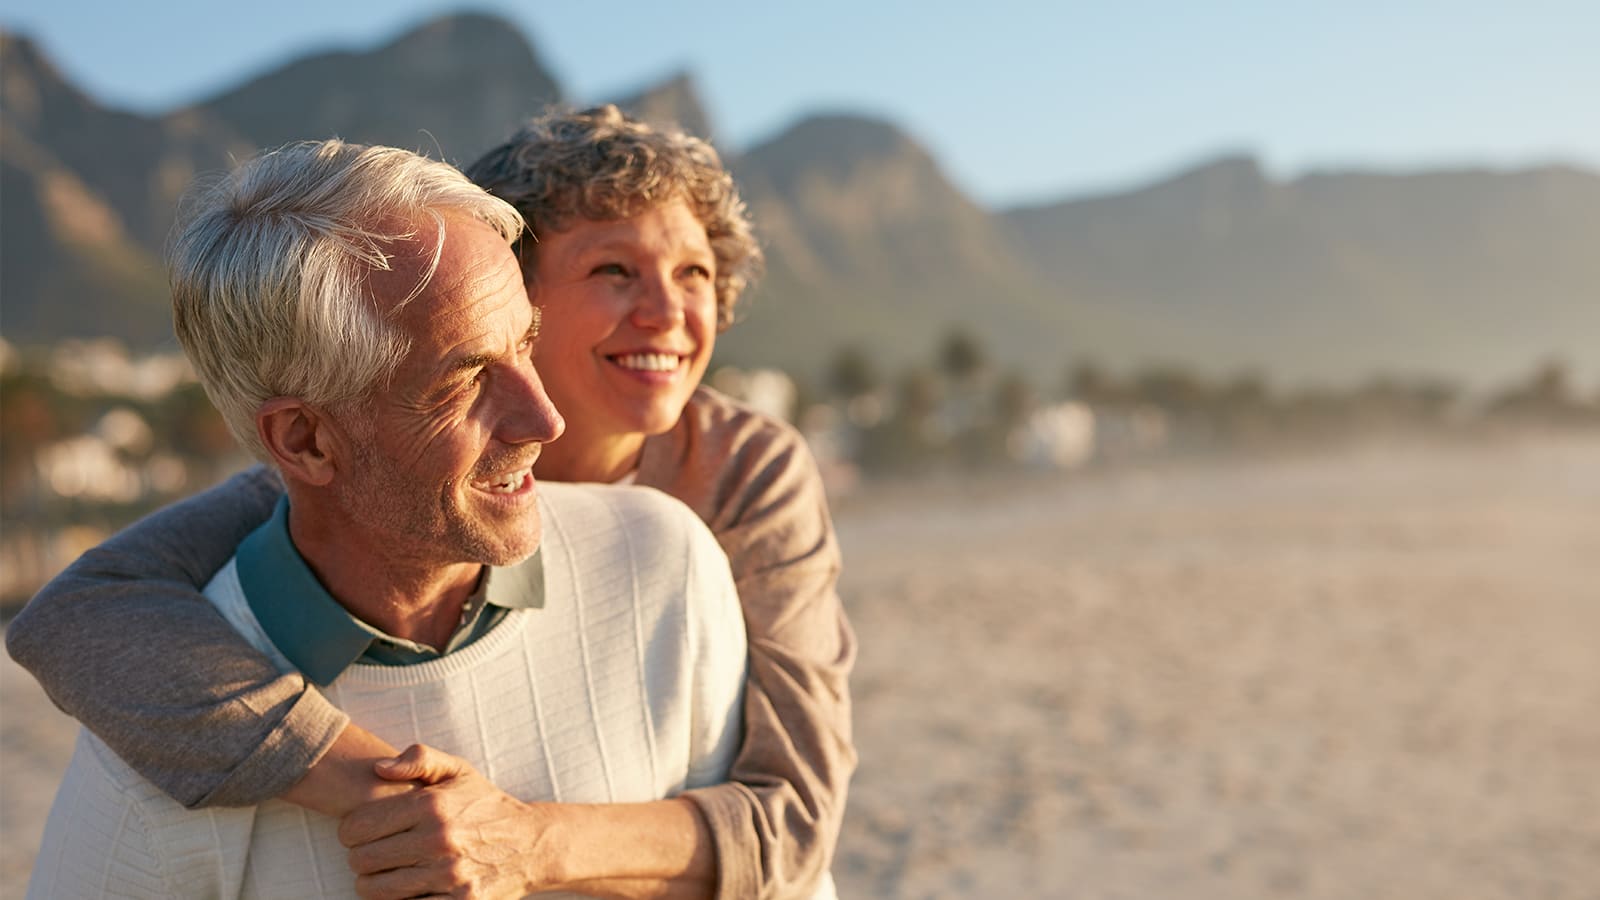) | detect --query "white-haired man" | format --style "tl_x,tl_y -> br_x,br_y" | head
27,140 -> 747,899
